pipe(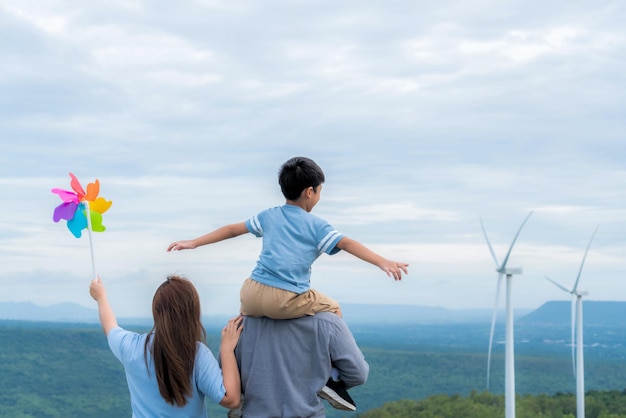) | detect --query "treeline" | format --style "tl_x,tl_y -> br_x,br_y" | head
357,390 -> 626,418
